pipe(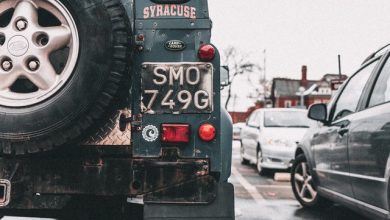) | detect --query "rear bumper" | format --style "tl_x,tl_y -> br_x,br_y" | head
0,148 -> 231,210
